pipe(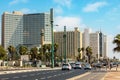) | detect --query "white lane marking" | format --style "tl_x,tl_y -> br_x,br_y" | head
13,76 -> 19,78
36,73 -> 41,75
1,78 -> 9,80
58,74 -> 61,76
53,75 -> 57,77
35,79 -> 38,80
22,75 -> 27,77
42,72 -> 46,74
46,72 -> 50,73
47,76 -> 52,78
30,74 -> 35,76
40,77 -> 46,79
